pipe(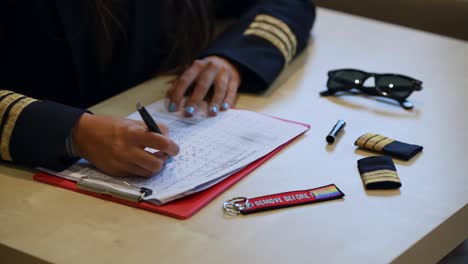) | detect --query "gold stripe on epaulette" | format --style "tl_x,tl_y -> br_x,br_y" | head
374,138 -> 395,151
355,133 -> 395,151
361,169 -> 400,185
1,97 -> 38,161
249,21 -> 293,62
355,133 -> 377,147
362,170 -> 398,180
364,134 -> 386,149
244,28 -> 290,64
255,14 -> 297,57
365,177 -> 401,185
